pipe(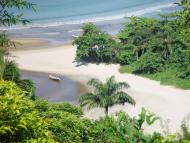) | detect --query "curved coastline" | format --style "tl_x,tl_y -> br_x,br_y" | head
12,41 -> 190,133
5,0 -> 187,134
